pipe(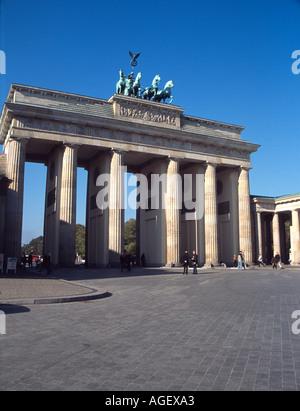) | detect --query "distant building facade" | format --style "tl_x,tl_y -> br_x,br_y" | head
251,193 -> 300,265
